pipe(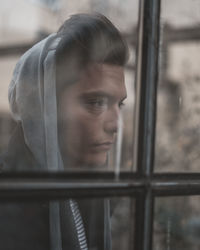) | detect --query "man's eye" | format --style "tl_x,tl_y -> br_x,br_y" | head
92,99 -> 108,107
85,98 -> 108,110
